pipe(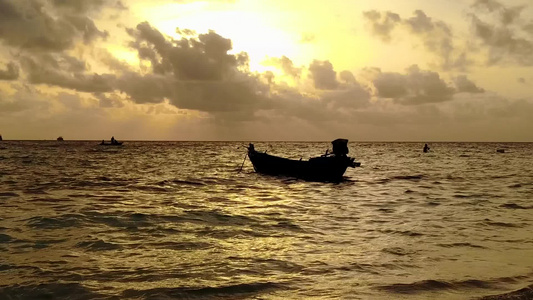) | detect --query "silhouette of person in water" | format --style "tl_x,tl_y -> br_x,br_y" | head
423,143 -> 430,153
